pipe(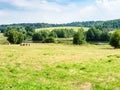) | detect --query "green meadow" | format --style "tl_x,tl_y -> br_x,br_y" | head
0,0 -> 120,89
35,26 -> 89,32
0,39 -> 120,90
